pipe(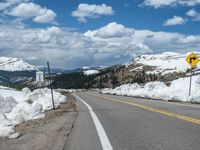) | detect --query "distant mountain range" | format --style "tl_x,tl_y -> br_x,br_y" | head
52,52 -> 198,89
0,57 -> 107,74
37,65 -> 108,74
1,52 -> 198,74
0,57 -> 109,88
1,52 -> 199,89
